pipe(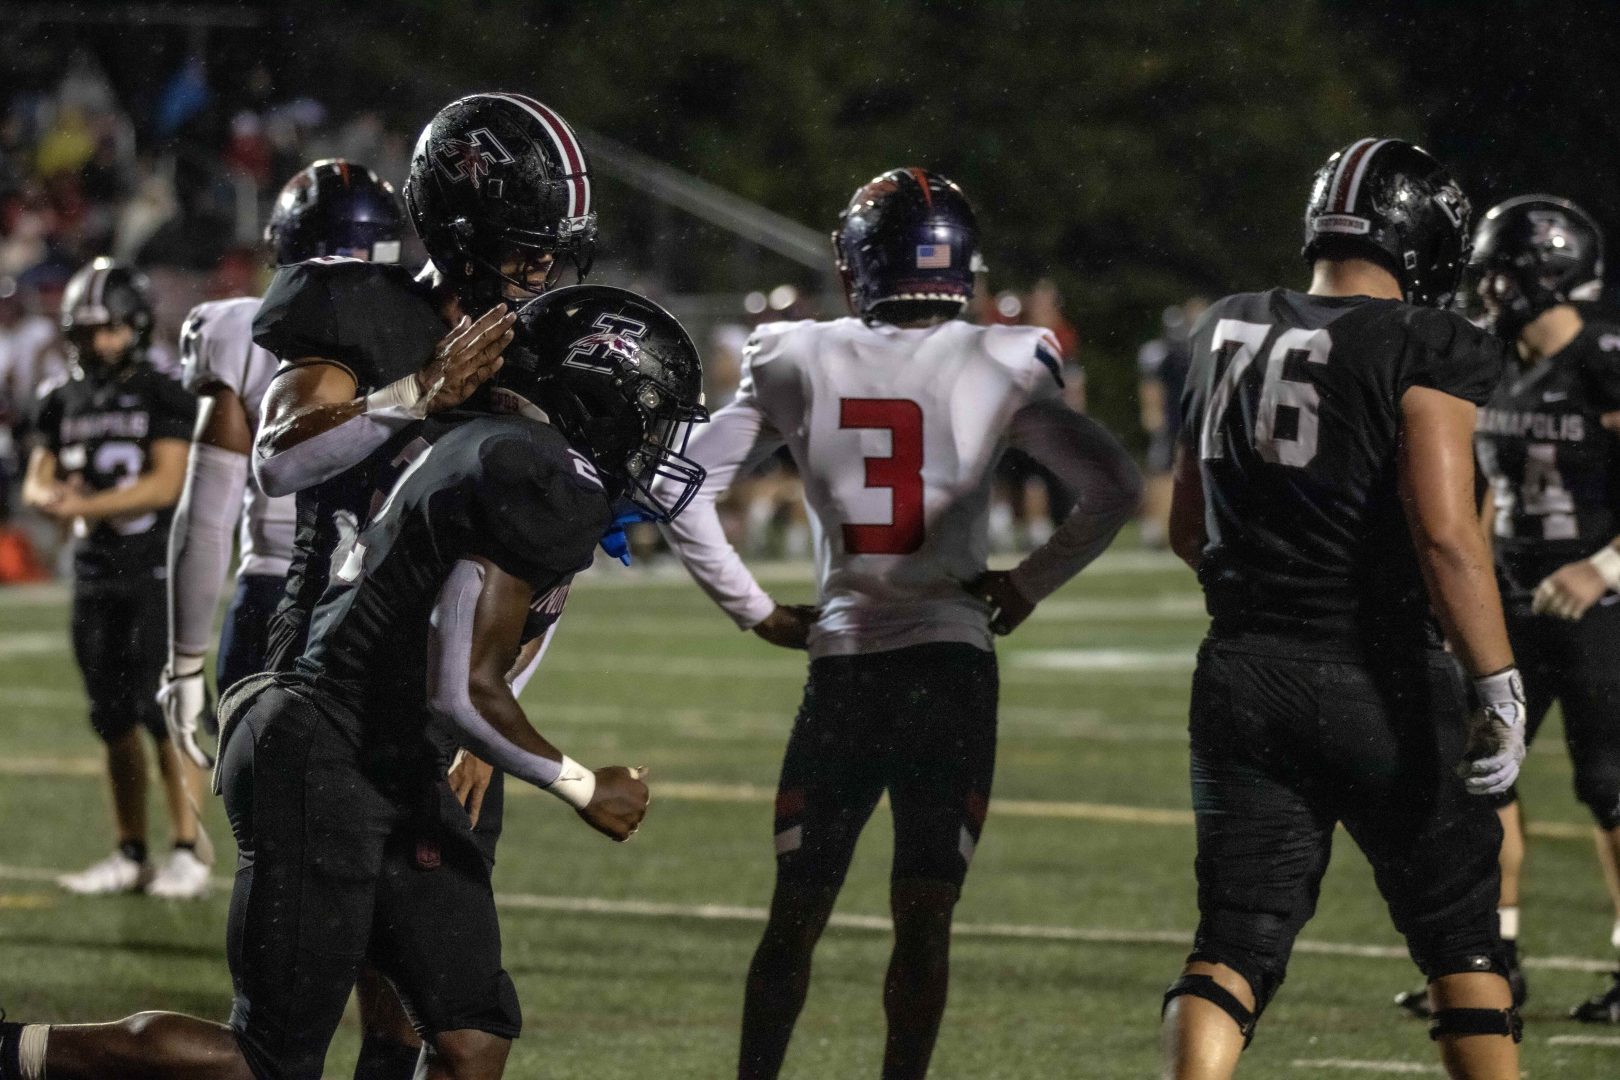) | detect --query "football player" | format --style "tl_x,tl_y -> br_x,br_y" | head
244,94 -> 598,1078
154,158 -> 405,903
656,168 -> 1142,1080
1464,197 -> 1620,1024
21,258 -> 202,897
0,284 -> 692,1080
1160,139 -> 1525,1079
